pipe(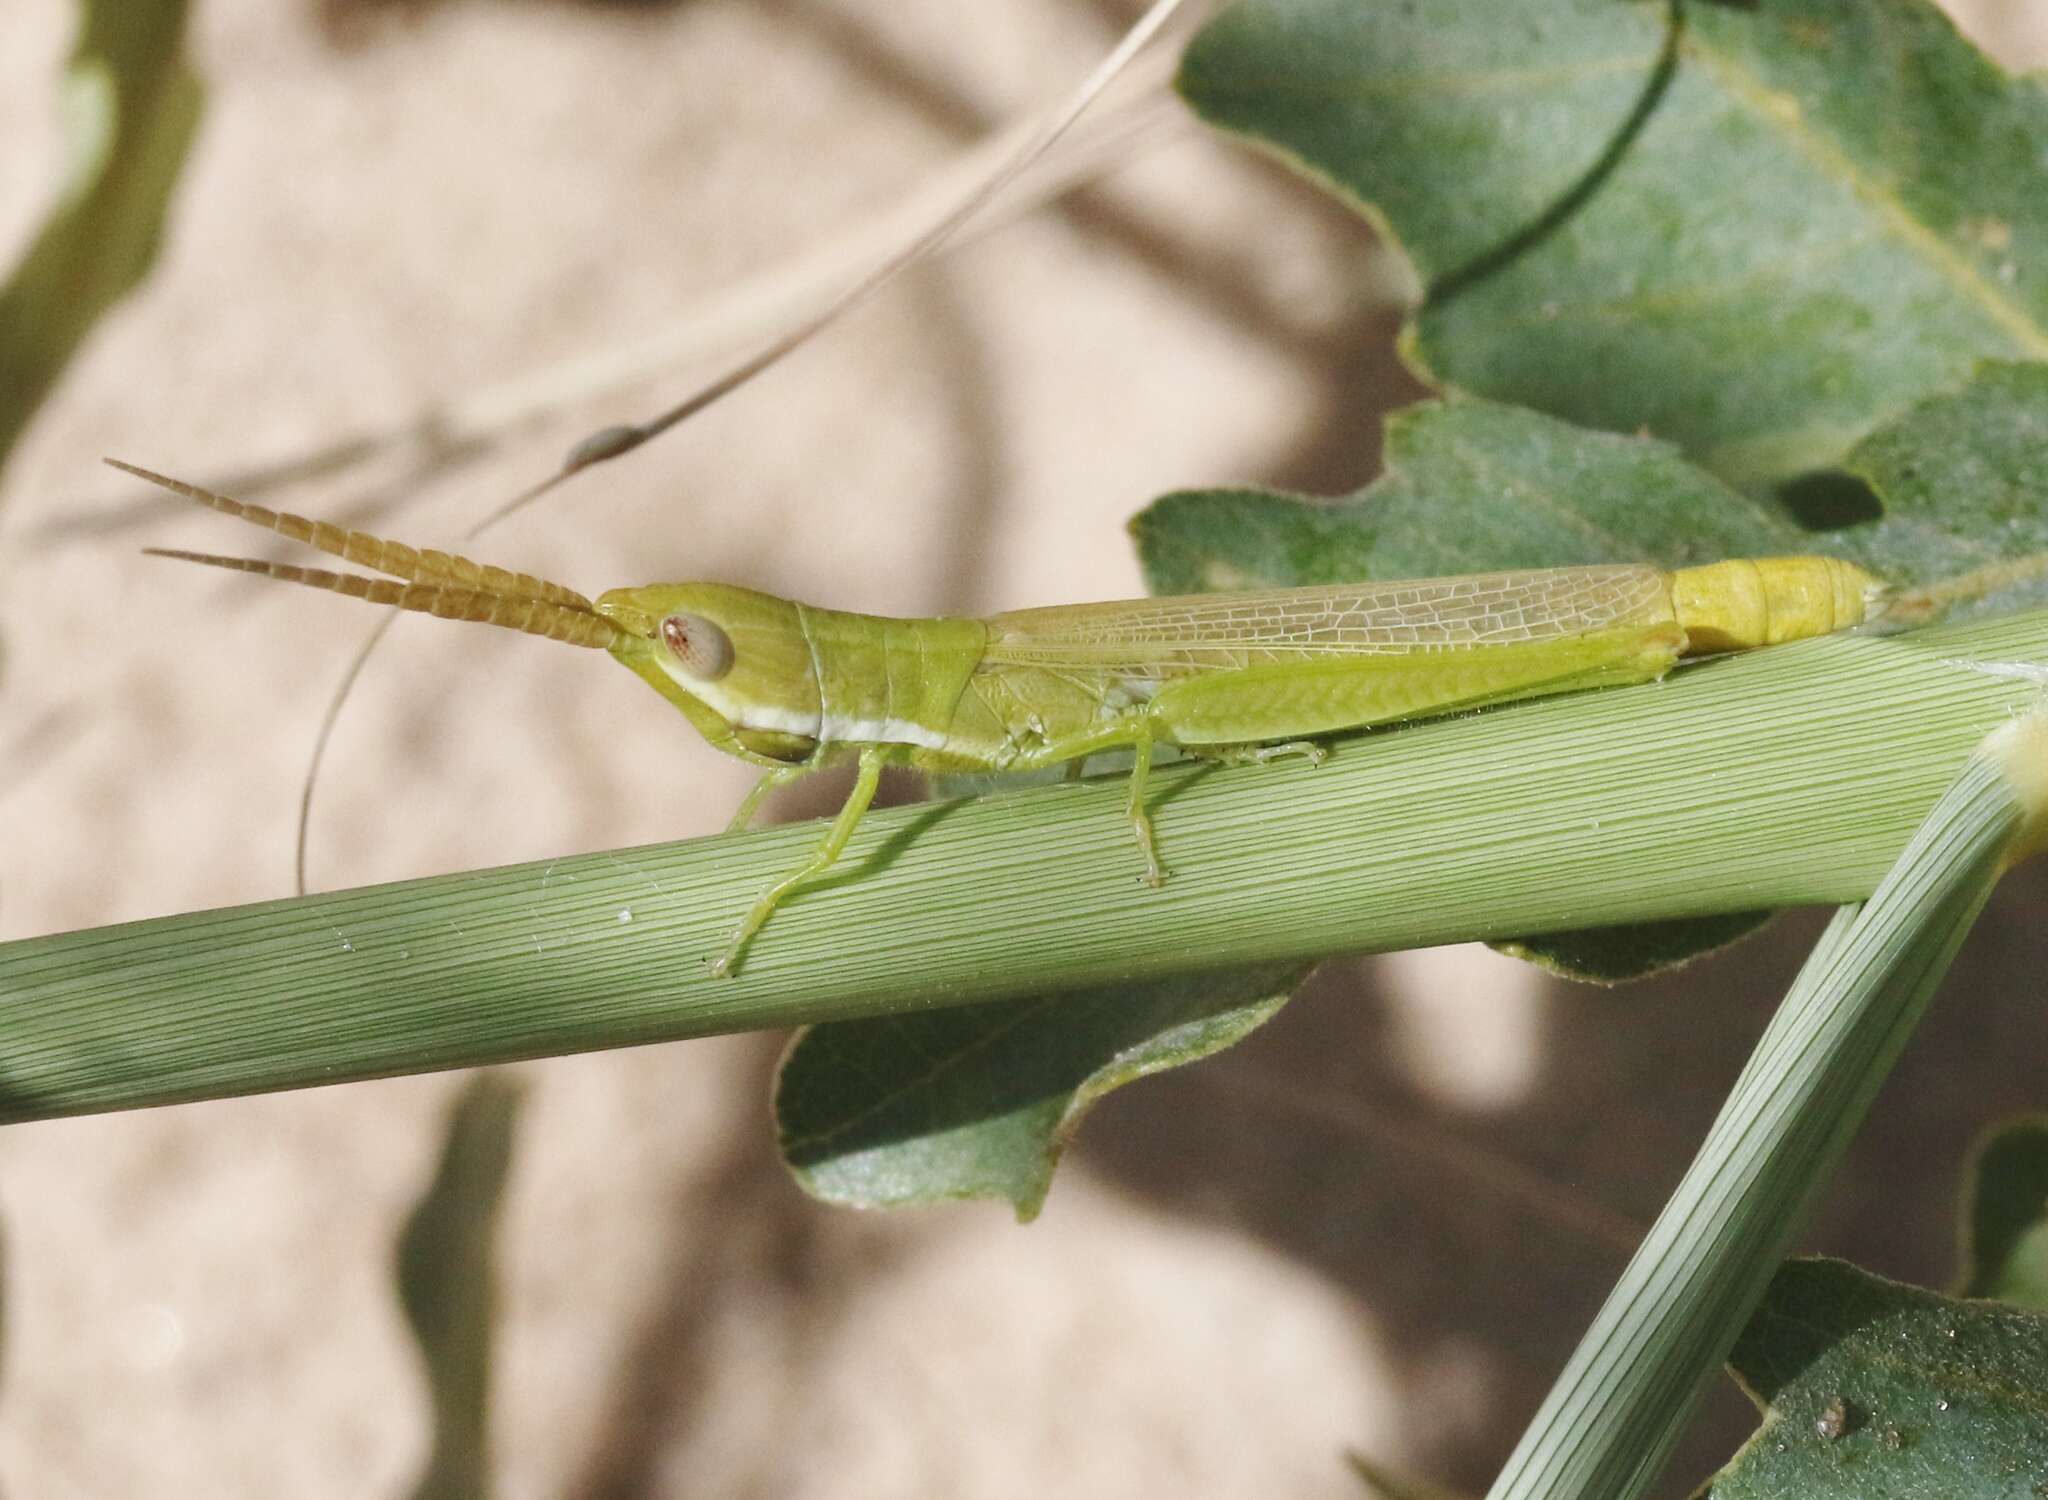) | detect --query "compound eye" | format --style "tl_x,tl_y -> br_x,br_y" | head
659,612 -> 734,680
